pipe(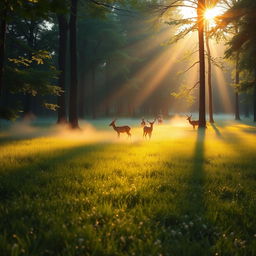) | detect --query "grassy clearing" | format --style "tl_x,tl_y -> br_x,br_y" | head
0,118 -> 256,256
